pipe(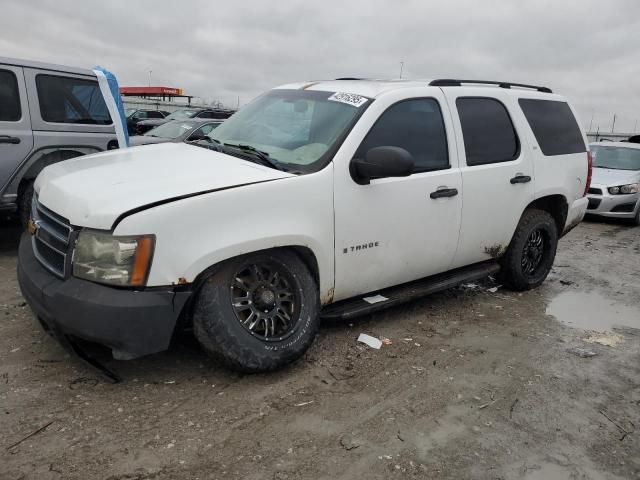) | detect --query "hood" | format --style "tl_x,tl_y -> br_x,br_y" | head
128,135 -> 169,146
591,167 -> 640,187
35,143 -> 293,229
